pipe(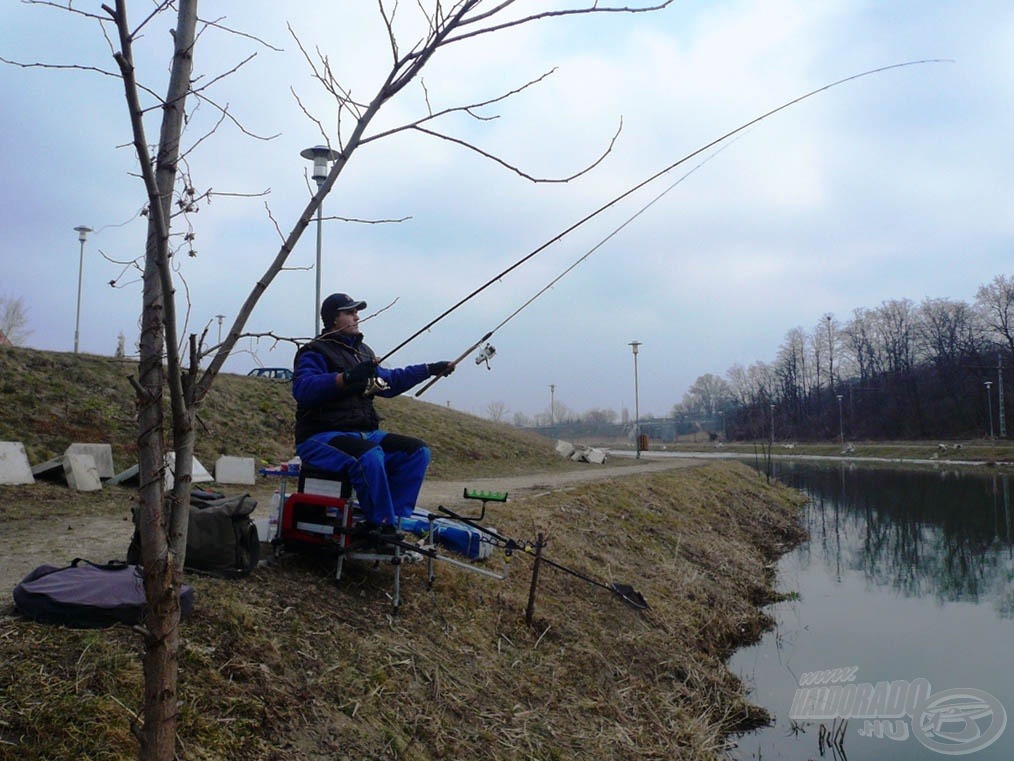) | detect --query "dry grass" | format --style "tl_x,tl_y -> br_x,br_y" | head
0,346 -> 576,481
0,347 -> 808,760
1,464 -> 805,761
